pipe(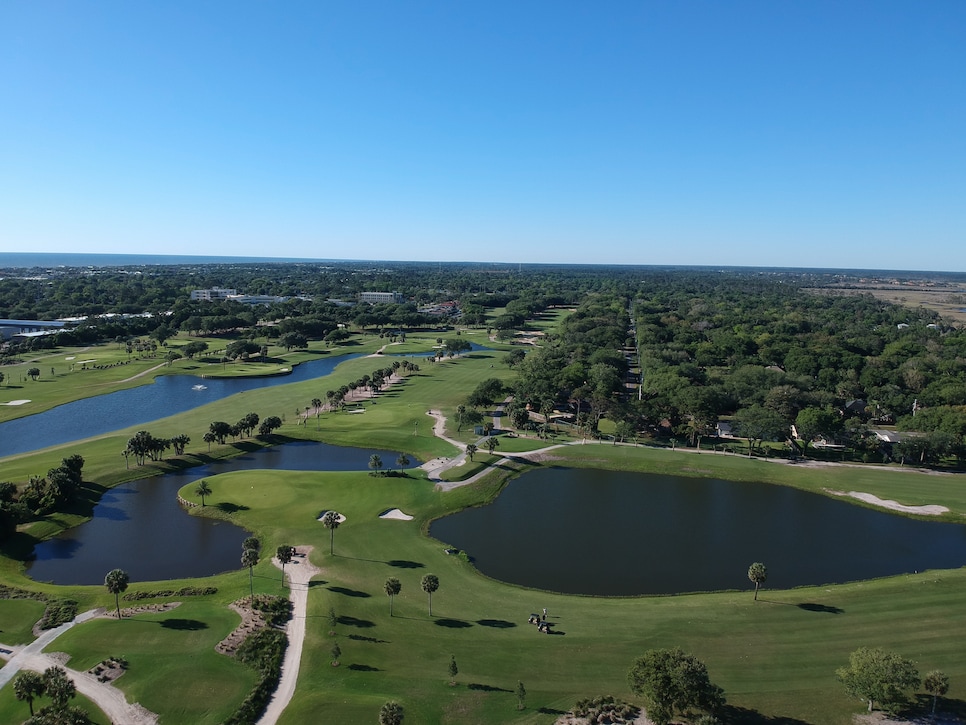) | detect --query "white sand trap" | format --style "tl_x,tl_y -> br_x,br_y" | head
3,400 -> 31,406
379,508 -> 413,520
65,356 -> 75,360
830,490 -> 949,516
317,511 -> 347,523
